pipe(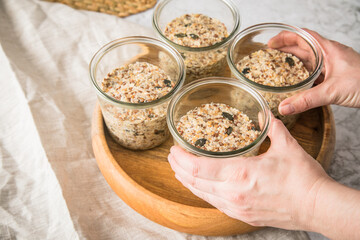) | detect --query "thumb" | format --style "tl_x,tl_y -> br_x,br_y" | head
264,115 -> 299,155
279,84 -> 330,115
266,114 -> 294,148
